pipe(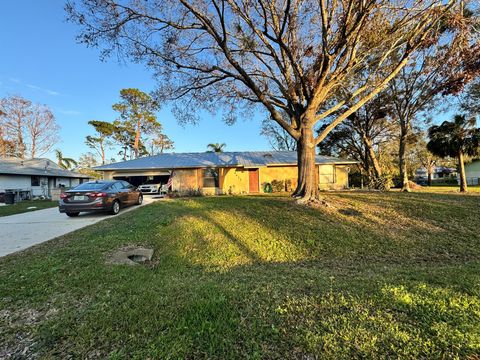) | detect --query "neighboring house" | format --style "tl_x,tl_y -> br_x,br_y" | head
464,159 -> 480,186
95,151 -> 357,195
415,166 -> 456,182
0,157 -> 90,198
